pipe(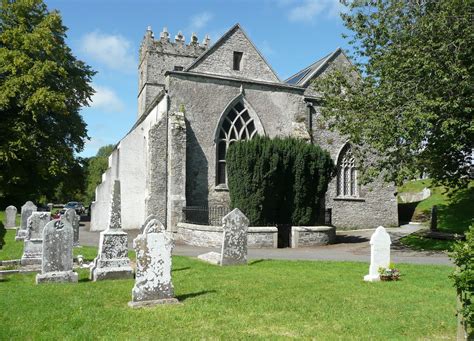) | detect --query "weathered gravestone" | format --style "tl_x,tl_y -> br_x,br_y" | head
129,216 -> 179,308
36,215 -> 78,284
5,205 -> 17,229
64,208 -> 80,246
90,180 -> 133,281
364,226 -> 392,282
16,201 -> 37,241
198,208 -> 249,266
21,212 -> 51,265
